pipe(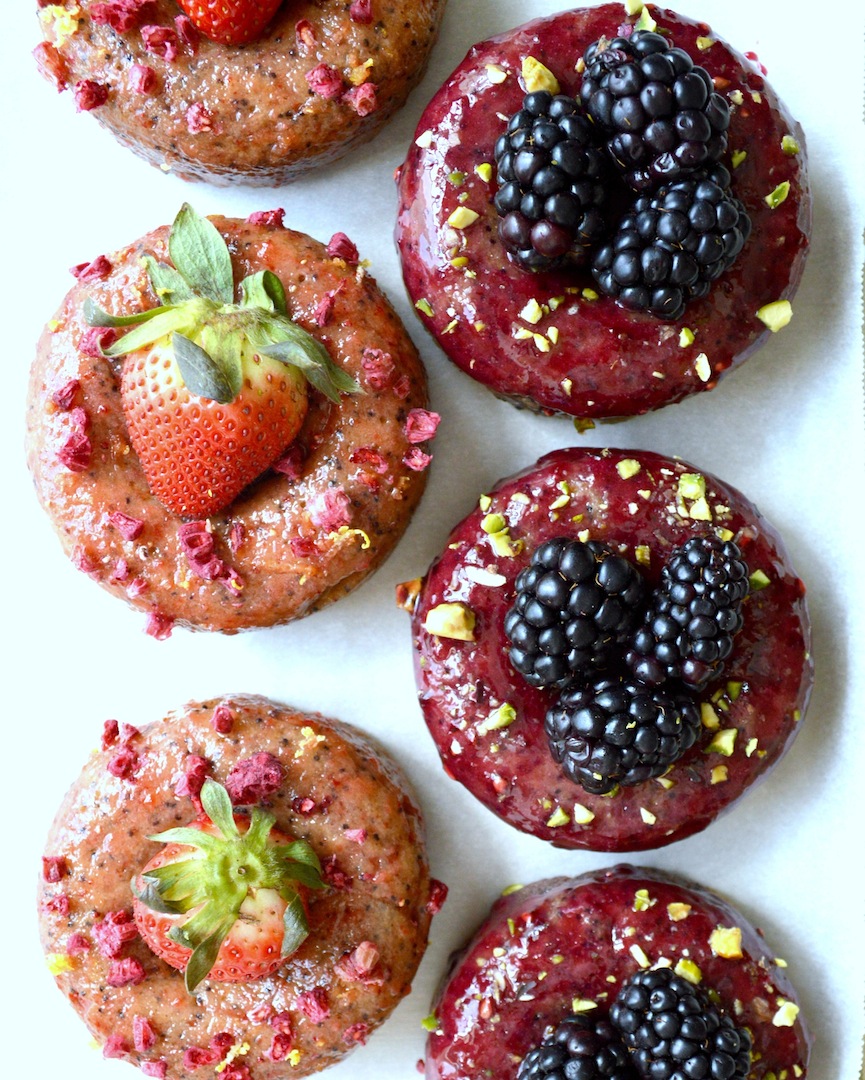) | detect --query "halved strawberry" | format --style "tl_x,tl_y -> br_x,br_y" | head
86,204 -> 359,518
177,0 -> 283,46
132,779 -> 323,991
